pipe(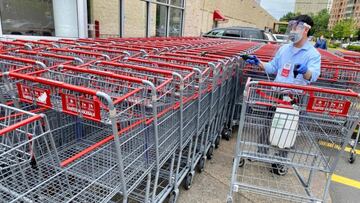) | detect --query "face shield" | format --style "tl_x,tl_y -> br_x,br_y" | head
285,20 -> 311,43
